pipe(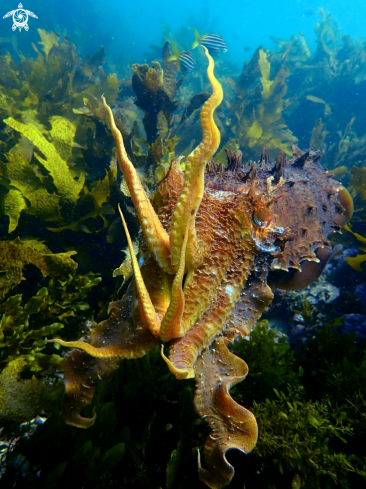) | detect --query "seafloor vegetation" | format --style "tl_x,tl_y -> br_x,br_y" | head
0,9 -> 366,489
